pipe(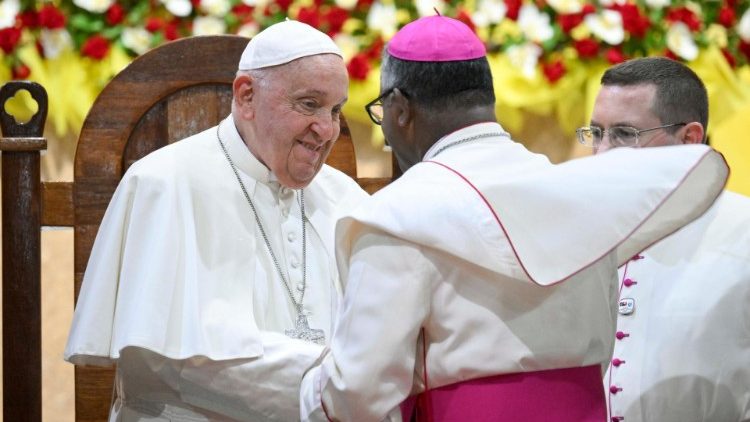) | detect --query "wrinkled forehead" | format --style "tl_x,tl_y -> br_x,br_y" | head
267,54 -> 348,98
